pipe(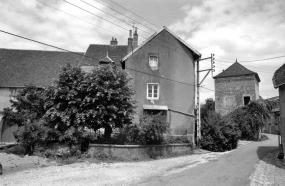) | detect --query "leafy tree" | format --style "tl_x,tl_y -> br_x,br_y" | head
3,85 -> 59,154
3,85 -> 46,127
226,99 -> 278,140
44,64 -> 136,143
